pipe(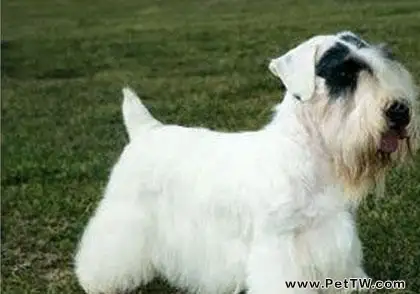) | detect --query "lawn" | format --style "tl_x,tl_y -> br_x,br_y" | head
1,0 -> 420,293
